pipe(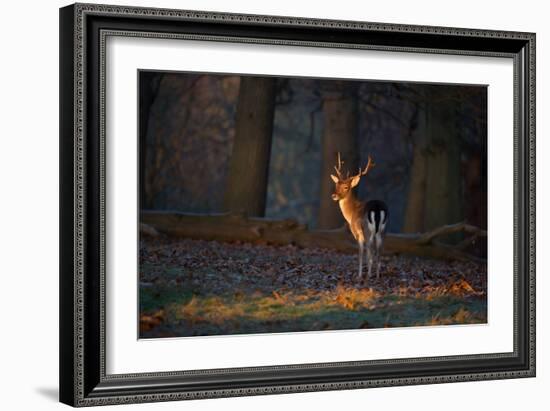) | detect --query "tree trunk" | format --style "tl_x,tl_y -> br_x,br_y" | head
403,102 -> 427,233
423,87 -> 463,240
223,76 -> 276,217
318,82 -> 359,229
139,72 -> 162,209
403,87 -> 463,240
